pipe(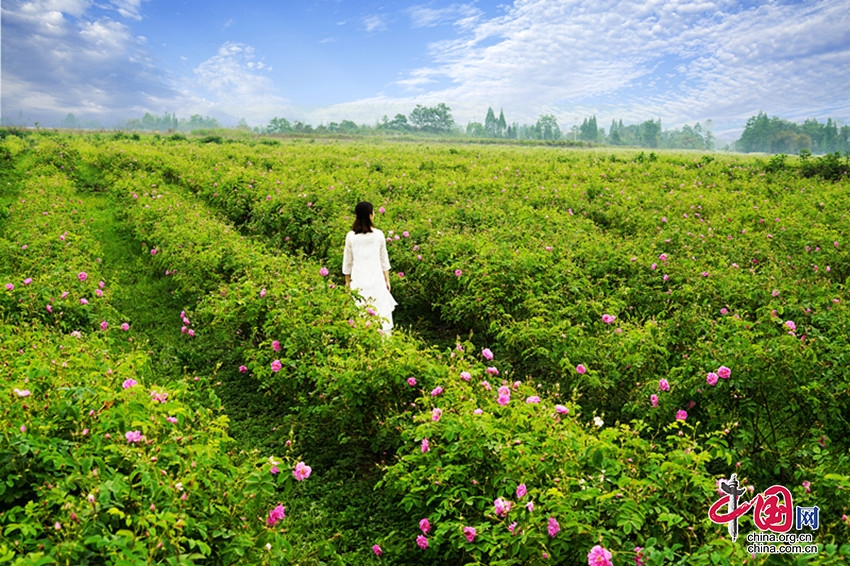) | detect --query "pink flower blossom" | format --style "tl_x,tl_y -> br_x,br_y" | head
122,379 -> 138,389
455,269 -> 462,277
319,267 -> 329,277
166,416 -> 178,424
785,320 -> 796,331
421,438 -> 429,453
378,206 -> 386,214
463,526 -> 476,542
650,394 -> 659,407
802,481 -> 811,493
587,545 -> 613,566
635,546 -> 646,566
431,408 -> 443,422
508,521 -> 518,535
720,308 -> 728,315
266,504 -> 285,526
78,272 -> 87,281
151,248 -> 157,255
293,461 -> 312,481
46,304 -> 53,313
239,365 -> 248,373
460,371 -> 471,381
526,396 -> 541,404
473,408 -> 483,415
555,404 -> 569,414
125,430 -> 142,443
187,329 -> 195,337
676,410 -> 688,421
372,545 -> 382,556
416,535 -> 428,550
526,500 -> 534,512
481,348 -> 494,360
601,314 -> 616,324
271,359 -> 282,372
260,288 -> 267,297
80,298 -> 88,305
548,517 -> 560,537
706,372 -> 719,386
419,518 -> 431,533
659,378 -> 670,391
23,278 -> 32,285
516,484 -> 527,498
481,381 -> 492,391
497,394 -> 510,406
772,289 -> 780,297
431,386 -> 443,396
717,366 -> 731,379
100,321 -> 109,331
95,289 -> 103,297
407,377 -> 417,386
272,340 -> 281,352
4,283 -> 13,291
121,323 -> 130,331
663,273 -> 669,282
494,497 -> 512,517
576,364 -> 587,374
486,367 -> 499,376
151,391 -> 168,403
14,388 -> 31,397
